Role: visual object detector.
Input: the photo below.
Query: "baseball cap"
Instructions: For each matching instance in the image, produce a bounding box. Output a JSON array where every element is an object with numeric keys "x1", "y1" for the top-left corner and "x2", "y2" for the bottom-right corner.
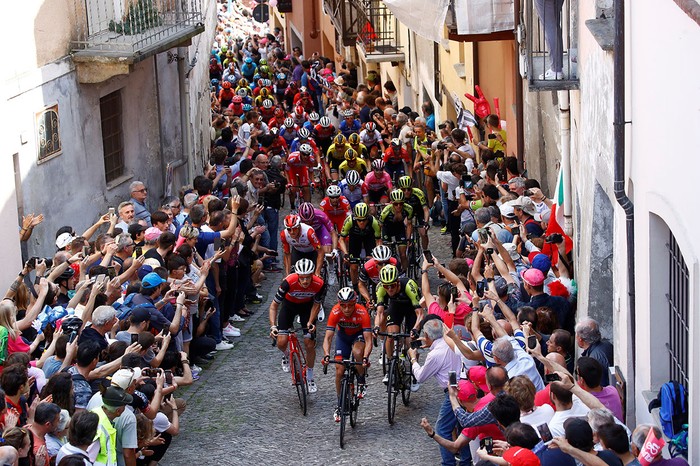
[
  {"x1": 110, "y1": 368, "x2": 142, "y2": 390},
  {"x1": 56, "y1": 232, "x2": 75, "y2": 249},
  {"x1": 521, "y1": 268, "x2": 545, "y2": 287},
  {"x1": 102, "y1": 386, "x2": 133, "y2": 407},
  {"x1": 499, "y1": 203, "x2": 516, "y2": 219},
  {"x1": 130, "y1": 306, "x2": 151, "y2": 324},
  {"x1": 503, "y1": 447, "x2": 540, "y2": 466},
  {"x1": 531, "y1": 254, "x2": 551, "y2": 274},
  {"x1": 493, "y1": 276, "x2": 508, "y2": 296},
  {"x1": 399, "y1": 106, "x2": 412, "y2": 115},
  {"x1": 128, "y1": 224, "x2": 148, "y2": 237},
  {"x1": 511, "y1": 196, "x2": 538, "y2": 218},
  {"x1": 457, "y1": 380, "x2": 478, "y2": 403},
  {"x1": 502, "y1": 243, "x2": 520, "y2": 261},
  {"x1": 144, "y1": 227, "x2": 162, "y2": 242},
  {"x1": 137, "y1": 265, "x2": 153, "y2": 281},
  {"x1": 334, "y1": 76, "x2": 345, "y2": 86},
  {"x1": 468, "y1": 366, "x2": 489, "y2": 393},
  {"x1": 141, "y1": 272, "x2": 166, "y2": 289}
]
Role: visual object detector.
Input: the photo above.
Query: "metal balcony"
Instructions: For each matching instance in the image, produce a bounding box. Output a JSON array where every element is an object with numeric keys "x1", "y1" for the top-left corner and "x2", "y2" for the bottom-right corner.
[
  {"x1": 355, "y1": 0, "x2": 404, "y2": 63},
  {"x1": 71, "y1": 0, "x2": 205, "y2": 62}
]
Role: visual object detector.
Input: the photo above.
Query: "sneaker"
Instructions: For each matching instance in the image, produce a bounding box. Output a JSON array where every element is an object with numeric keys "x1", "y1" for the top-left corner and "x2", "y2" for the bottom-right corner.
[
  {"x1": 281, "y1": 355, "x2": 290, "y2": 373},
  {"x1": 411, "y1": 382, "x2": 421, "y2": 392},
  {"x1": 440, "y1": 225, "x2": 447, "y2": 234},
  {"x1": 229, "y1": 314, "x2": 245, "y2": 322},
  {"x1": 215, "y1": 341, "x2": 234, "y2": 350},
  {"x1": 264, "y1": 265, "x2": 283, "y2": 273},
  {"x1": 247, "y1": 295, "x2": 263, "y2": 304},
  {"x1": 307, "y1": 379, "x2": 318, "y2": 394},
  {"x1": 538, "y1": 68, "x2": 565, "y2": 80},
  {"x1": 192, "y1": 373, "x2": 201, "y2": 381},
  {"x1": 317, "y1": 305, "x2": 325, "y2": 322},
  {"x1": 357, "y1": 384, "x2": 366, "y2": 399},
  {"x1": 382, "y1": 373, "x2": 389, "y2": 385},
  {"x1": 191, "y1": 364, "x2": 203, "y2": 374},
  {"x1": 333, "y1": 407, "x2": 341, "y2": 422},
  {"x1": 223, "y1": 324, "x2": 241, "y2": 338}
]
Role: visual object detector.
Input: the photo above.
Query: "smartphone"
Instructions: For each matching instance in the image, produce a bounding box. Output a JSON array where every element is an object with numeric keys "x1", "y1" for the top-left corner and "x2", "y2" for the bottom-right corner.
[
  {"x1": 485, "y1": 248, "x2": 494, "y2": 255},
  {"x1": 450, "y1": 285, "x2": 459, "y2": 302},
  {"x1": 107, "y1": 266, "x2": 116, "y2": 279},
  {"x1": 423, "y1": 250, "x2": 434, "y2": 264},
  {"x1": 135, "y1": 246, "x2": 143, "y2": 257},
  {"x1": 480, "y1": 436, "x2": 494, "y2": 454},
  {"x1": 537, "y1": 423, "x2": 553, "y2": 443},
  {"x1": 163, "y1": 329, "x2": 171, "y2": 338},
  {"x1": 268, "y1": 251, "x2": 279, "y2": 257},
  {"x1": 476, "y1": 280, "x2": 486, "y2": 298},
  {"x1": 544, "y1": 373, "x2": 561, "y2": 383},
  {"x1": 142, "y1": 368, "x2": 154, "y2": 378},
  {"x1": 83, "y1": 245, "x2": 90, "y2": 256},
  {"x1": 131, "y1": 333, "x2": 139, "y2": 344},
  {"x1": 164, "y1": 370, "x2": 173, "y2": 385},
  {"x1": 410, "y1": 339, "x2": 422, "y2": 350},
  {"x1": 68, "y1": 331, "x2": 78, "y2": 344},
  {"x1": 108, "y1": 207, "x2": 115, "y2": 216},
  {"x1": 96, "y1": 274, "x2": 106, "y2": 284},
  {"x1": 478, "y1": 228, "x2": 489, "y2": 244},
  {"x1": 527, "y1": 335, "x2": 538, "y2": 349},
  {"x1": 478, "y1": 299, "x2": 489, "y2": 311},
  {"x1": 449, "y1": 371, "x2": 458, "y2": 387},
  {"x1": 487, "y1": 134, "x2": 496, "y2": 140}
]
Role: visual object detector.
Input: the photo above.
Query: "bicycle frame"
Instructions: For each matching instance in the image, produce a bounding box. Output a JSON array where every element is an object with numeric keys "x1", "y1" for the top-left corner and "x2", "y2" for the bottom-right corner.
[
  {"x1": 324, "y1": 358, "x2": 364, "y2": 448},
  {"x1": 286, "y1": 328, "x2": 309, "y2": 415}
]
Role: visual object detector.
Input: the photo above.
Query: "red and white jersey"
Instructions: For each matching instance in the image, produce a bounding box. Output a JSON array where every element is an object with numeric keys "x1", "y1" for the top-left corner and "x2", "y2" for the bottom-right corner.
[
  {"x1": 281, "y1": 223, "x2": 321, "y2": 253},
  {"x1": 286, "y1": 151, "x2": 317, "y2": 171},
  {"x1": 319, "y1": 196, "x2": 350, "y2": 230}
]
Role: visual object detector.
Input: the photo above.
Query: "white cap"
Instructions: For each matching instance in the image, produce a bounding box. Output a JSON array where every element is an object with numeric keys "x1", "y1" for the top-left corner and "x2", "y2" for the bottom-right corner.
[{"x1": 56, "y1": 232, "x2": 75, "y2": 249}]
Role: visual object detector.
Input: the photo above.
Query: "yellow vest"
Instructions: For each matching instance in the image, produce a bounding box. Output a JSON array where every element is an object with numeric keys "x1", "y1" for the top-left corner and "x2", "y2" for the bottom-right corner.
[{"x1": 91, "y1": 407, "x2": 117, "y2": 466}]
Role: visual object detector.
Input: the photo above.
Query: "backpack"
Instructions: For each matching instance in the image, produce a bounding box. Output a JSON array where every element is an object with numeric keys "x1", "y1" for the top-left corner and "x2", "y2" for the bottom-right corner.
[
  {"x1": 647, "y1": 380, "x2": 688, "y2": 438},
  {"x1": 113, "y1": 293, "x2": 155, "y2": 321}
]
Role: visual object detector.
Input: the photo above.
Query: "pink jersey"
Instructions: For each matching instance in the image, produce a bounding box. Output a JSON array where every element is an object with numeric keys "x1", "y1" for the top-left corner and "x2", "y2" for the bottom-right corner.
[{"x1": 364, "y1": 171, "x2": 393, "y2": 192}]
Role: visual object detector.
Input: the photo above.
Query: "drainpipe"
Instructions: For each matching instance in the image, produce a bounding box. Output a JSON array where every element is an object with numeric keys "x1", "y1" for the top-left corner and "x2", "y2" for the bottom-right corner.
[
  {"x1": 172, "y1": 46, "x2": 191, "y2": 192},
  {"x1": 557, "y1": 90, "x2": 572, "y2": 235},
  {"x1": 613, "y1": 0, "x2": 636, "y2": 421}
]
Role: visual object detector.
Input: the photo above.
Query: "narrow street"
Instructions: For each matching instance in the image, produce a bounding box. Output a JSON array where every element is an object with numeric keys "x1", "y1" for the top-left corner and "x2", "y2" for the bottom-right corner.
[{"x1": 164, "y1": 219, "x2": 454, "y2": 464}]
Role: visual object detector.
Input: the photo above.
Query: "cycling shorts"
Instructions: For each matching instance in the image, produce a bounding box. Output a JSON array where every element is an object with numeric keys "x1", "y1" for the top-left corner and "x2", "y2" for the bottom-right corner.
[
  {"x1": 348, "y1": 234, "x2": 377, "y2": 258},
  {"x1": 291, "y1": 248, "x2": 318, "y2": 266},
  {"x1": 384, "y1": 300, "x2": 418, "y2": 330},
  {"x1": 288, "y1": 168, "x2": 311, "y2": 187},
  {"x1": 277, "y1": 300, "x2": 316, "y2": 339},
  {"x1": 334, "y1": 332, "x2": 365, "y2": 360},
  {"x1": 382, "y1": 222, "x2": 408, "y2": 245},
  {"x1": 368, "y1": 188, "x2": 388, "y2": 204}
]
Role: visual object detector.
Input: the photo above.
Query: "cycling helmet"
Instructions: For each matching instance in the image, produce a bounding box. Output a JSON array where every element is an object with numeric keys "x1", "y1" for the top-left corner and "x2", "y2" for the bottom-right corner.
[
  {"x1": 298, "y1": 128, "x2": 311, "y2": 139},
  {"x1": 232, "y1": 95, "x2": 243, "y2": 104},
  {"x1": 294, "y1": 106, "x2": 305, "y2": 117},
  {"x1": 337, "y1": 287, "x2": 357, "y2": 303},
  {"x1": 211, "y1": 78, "x2": 219, "y2": 86},
  {"x1": 334, "y1": 134, "x2": 346, "y2": 146},
  {"x1": 274, "y1": 107, "x2": 285, "y2": 118},
  {"x1": 270, "y1": 127, "x2": 280, "y2": 136},
  {"x1": 353, "y1": 202, "x2": 369, "y2": 219},
  {"x1": 379, "y1": 264, "x2": 399, "y2": 284},
  {"x1": 263, "y1": 79, "x2": 272, "y2": 87},
  {"x1": 299, "y1": 143, "x2": 313, "y2": 155},
  {"x1": 326, "y1": 185, "x2": 342, "y2": 198},
  {"x1": 365, "y1": 122, "x2": 376, "y2": 131},
  {"x1": 299, "y1": 86, "x2": 308, "y2": 93},
  {"x1": 283, "y1": 117, "x2": 294, "y2": 128},
  {"x1": 260, "y1": 65, "x2": 270, "y2": 74},
  {"x1": 239, "y1": 78, "x2": 249, "y2": 87},
  {"x1": 389, "y1": 189, "x2": 405, "y2": 203},
  {"x1": 391, "y1": 138, "x2": 401, "y2": 148},
  {"x1": 236, "y1": 88, "x2": 248, "y2": 97},
  {"x1": 397, "y1": 176, "x2": 413, "y2": 189},
  {"x1": 244, "y1": 57, "x2": 253, "y2": 64},
  {"x1": 319, "y1": 116, "x2": 331, "y2": 128},
  {"x1": 259, "y1": 58, "x2": 267, "y2": 66},
  {"x1": 276, "y1": 72, "x2": 286, "y2": 80},
  {"x1": 222, "y1": 81, "x2": 232, "y2": 89},
  {"x1": 308, "y1": 112, "x2": 320, "y2": 122},
  {"x1": 298, "y1": 202, "x2": 315, "y2": 222},
  {"x1": 348, "y1": 133, "x2": 360, "y2": 145},
  {"x1": 257, "y1": 115, "x2": 264, "y2": 122},
  {"x1": 260, "y1": 88, "x2": 270, "y2": 98},
  {"x1": 262, "y1": 99, "x2": 273, "y2": 109},
  {"x1": 242, "y1": 104, "x2": 252, "y2": 112},
  {"x1": 345, "y1": 170, "x2": 361, "y2": 186},
  {"x1": 372, "y1": 159, "x2": 385, "y2": 171},
  {"x1": 257, "y1": 78, "x2": 265, "y2": 88},
  {"x1": 344, "y1": 148, "x2": 357, "y2": 161},
  {"x1": 295, "y1": 258, "x2": 315, "y2": 275},
  {"x1": 371, "y1": 245, "x2": 392, "y2": 262},
  {"x1": 284, "y1": 214, "x2": 301, "y2": 229},
  {"x1": 343, "y1": 110, "x2": 355, "y2": 118}
]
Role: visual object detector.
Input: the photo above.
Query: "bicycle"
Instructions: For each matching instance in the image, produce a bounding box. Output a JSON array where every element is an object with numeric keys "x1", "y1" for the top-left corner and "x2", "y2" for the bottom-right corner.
[
  {"x1": 273, "y1": 327, "x2": 309, "y2": 415},
  {"x1": 323, "y1": 358, "x2": 364, "y2": 448},
  {"x1": 406, "y1": 224, "x2": 422, "y2": 280},
  {"x1": 376, "y1": 331, "x2": 413, "y2": 424}
]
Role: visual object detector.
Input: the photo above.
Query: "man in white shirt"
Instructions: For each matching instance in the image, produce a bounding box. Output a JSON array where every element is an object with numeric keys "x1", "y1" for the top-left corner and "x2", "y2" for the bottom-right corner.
[
  {"x1": 436, "y1": 162, "x2": 468, "y2": 257},
  {"x1": 547, "y1": 382, "x2": 591, "y2": 437}
]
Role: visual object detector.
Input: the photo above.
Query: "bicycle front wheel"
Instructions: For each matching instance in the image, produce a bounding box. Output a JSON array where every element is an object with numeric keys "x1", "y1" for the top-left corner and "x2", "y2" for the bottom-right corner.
[
  {"x1": 292, "y1": 352, "x2": 307, "y2": 416},
  {"x1": 339, "y1": 378, "x2": 349, "y2": 448},
  {"x1": 401, "y1": 357, "x2": 412, "y2": 406},
  {"x1": 387, "y1": 358, "x2": 399, "y2": 425},
  {"x1": 349, "y1": 371, "x2": 359, "y2": 428}
]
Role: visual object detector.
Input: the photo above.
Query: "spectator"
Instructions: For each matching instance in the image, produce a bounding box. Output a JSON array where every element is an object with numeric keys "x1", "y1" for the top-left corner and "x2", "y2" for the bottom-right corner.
[
  {"x1": 505, "y1": 375, "x2": 554, "y2": 433},
  {"x1": 28, "y1": 401, "x2": 62, "y2": 466},
  {"x1": 575, "y1": 318, "x2": 614, "y2": 386},
  {"x1": 598, "y1": 422, "x2": 641, "y2": 466},
  {"x1": 492, "y1": 336, "x2": 544, "y2": 390},
  {"x1": 78, "y1": 305, "x2": 117, "y2": 351},
  {"x1": 1, "y1": 364, "x2": 29, "y2": 426},
  {"x1": 576, "y1": 357, "x2": 624, "y2": 421},
  {"x1": 630, "y1": 424, "x2": 688, "y2": 466},
  {"x1": 129, "y1": 182, "x2": 151, "y2": 227},
  {"x1": 115, "y1": 202, "x2": 135, "y2": 232},
  {"x1": 91, "y1": 386, "x2": 133, "y2": 466},
  {"x1": 563, "y1": 417, "x2": 623, "y2": 466},
  {"x1": 56, "y1": 410, "x2": 99, "y2": 465},
  {"x1": 521, "y1": 269, "x2": 572, "y2": 334}
]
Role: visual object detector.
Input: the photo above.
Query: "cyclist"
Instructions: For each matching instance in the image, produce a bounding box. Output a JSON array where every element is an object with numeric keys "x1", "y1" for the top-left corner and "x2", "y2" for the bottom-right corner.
[
  {"x1": 314, "y1": 115, "x2": 337, "y2": 155},
  {"x1": 268, "y1": 107, "x2": 287, "y2": 129},
  {"x1": 291, "y1": 105, "x2": 307, "y2": 127},
  {"x1": 339, "y1": 202, "x2": 382, "y2": 289},
  {"x1": 285, "y1": 143, "x2": 316, "y2": 204},
  {"x1": 322, "y1": 287, "x2": 373, "y2": 421},
  {"x1": 319, "y1": 185, "x2": 351, "y2": 233},
  {"x1": 269, "y1": 258, "x2": 326, "y2": 394},
  {"x1": 364, "y1": 159, "x2": 393, "y2": 213},
  {"x1": 382, "y1": 138, "x2": 412, "y2": 183},
  {"x1": 357, "y1": 244, "x2": 398, "y2": 306},
  {"x1": 325, "y1": 133, "x2": 350, "y2": 181},
  {"x1": 338, "y1": 170, "x2": 369, "y2": 208},
  {"x1": 298, "y1": 202, "x2": 338, "y2": 255},
  {"x1": 379, "y1": 189, "x2": 414, "y2": 272},
  {"x1": 280, "y1": 214, "x2": 324, "y2": 276},
  {"x1": 280, "y1": 117, "x2": 299, "y2": 146},
  {"x1": 397, "y1": 175, "x2": 430, "y2": 250},
  {"x1": 347, "y1": 132, "x2": 368, "y2": 159},
  {"x1": 338, "y1": 148, "x2": 368, "y2": 179},
  {"x1": 259, "y1": 99, "x2": 276, "y2": 121},
  {"x1": 289, "y1": 127, "x2": 318, "y2": 155},
  {"x1": 360, "y1": 121, "x2": 385, "y2": 160},
  {"x1": 303, "y1": 111, "x2": 320, "y2": 132},
  {"x1": 339, "y1": 109, "x2": 362, "y2": 138},
  {"x1": 373, "y1": 264, "x2": 423, "y2": 383}
]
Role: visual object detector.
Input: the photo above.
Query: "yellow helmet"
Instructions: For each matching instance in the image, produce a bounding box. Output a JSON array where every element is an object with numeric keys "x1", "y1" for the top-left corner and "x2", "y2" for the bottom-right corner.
[
  {"x1": 344, "y1": 148, "x2": 358, "y2": 161},
  {"x1": 348, "y1": 133, "x2": 360, "y2": 145},
  {"x1": 334, "y1": 134, "x2": 347, "y2": 146},
  {"x1": 353, "y1": 202, "x2": 369, "y2": 219},
  {"x1": 379, "y1": 264, "x2": 399, "y2": 284},
  {"x1": 389, "y1": 189, "x2": 405, "y2": 203},
  {"x1": 397, "y1": 176, "x2": 413, "y2": 189}
]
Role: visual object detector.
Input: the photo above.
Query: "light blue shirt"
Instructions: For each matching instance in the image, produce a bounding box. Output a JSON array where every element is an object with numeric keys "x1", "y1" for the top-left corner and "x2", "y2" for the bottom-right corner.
[{"x1": 505, "y1": 341, "x2": 545, "y2": 390}]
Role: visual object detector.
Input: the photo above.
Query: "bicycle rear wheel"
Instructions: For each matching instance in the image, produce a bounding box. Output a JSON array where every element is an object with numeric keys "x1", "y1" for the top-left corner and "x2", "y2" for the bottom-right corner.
[
  {"x1": 401, "y1": 356, "x2": 412, "y2": 406},
  {"x1": 349, "y1": 371, "x2": 359, "y2": 428},
  {"x1": 339, "y1": 378, "x2": 350, "y2": 448},
  {"x1": 387, "y1": 358, "x2": 399, "y2": 425},
  {"x1": 292, "y1": 352, "x2": 307, "y2": 416}
]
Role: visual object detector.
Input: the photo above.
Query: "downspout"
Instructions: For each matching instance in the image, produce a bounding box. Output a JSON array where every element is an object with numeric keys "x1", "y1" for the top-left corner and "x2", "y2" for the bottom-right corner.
[
  {"x1": 613, "y1": 0, "x2": 636, "y2": 419},
  {"x1": 154, "y1": 57, "x2": 167, "y2": 192},
  {"x1": 172, "y1": 46, "x2": 191, "y2": 194},
  {"x1": 514, "y1": 0, "x2": 525, "y2": 170},
  {"x1": 557, "y1": 90, "x2": 572, "y2": 235}
]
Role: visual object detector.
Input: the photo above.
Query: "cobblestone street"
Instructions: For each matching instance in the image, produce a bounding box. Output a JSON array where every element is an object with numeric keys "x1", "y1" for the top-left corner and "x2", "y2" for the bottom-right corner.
[{"x1": 164, "y1": 217, "x2": 455, "y2": 465}]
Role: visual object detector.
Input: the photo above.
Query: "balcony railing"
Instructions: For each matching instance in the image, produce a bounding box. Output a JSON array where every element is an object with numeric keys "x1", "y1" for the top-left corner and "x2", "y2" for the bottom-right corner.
[
  {"x1": 355, "y1": 0, "x2": 403, "y2": 61},
  {"x1": 324, "y1": 0, "x2": 361, "y2": 46},
  {"x1": 71, "y1": 0, "x2": 204, "y2": 60},
  {"x1": 523, "y1": 0, "x2": 578, "y2": 90}
]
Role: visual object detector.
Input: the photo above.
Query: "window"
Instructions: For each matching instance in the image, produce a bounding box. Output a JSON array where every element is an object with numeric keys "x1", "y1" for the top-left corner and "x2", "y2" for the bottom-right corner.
[
  {"x1": 100, "y1": 91, "x2": 125, "y2": 183},
  {"x1": 36, "y1": 104, "x2": 62, "y2": 162},
  {"x1": 666, "y1": 231, "x2": 689, "y2": 387}
]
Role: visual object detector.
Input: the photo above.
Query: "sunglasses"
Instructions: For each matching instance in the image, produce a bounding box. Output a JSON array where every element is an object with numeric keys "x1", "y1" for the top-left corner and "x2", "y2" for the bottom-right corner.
[{"x1": 382, "y1": 282, "x2": 399, "y2": 289}]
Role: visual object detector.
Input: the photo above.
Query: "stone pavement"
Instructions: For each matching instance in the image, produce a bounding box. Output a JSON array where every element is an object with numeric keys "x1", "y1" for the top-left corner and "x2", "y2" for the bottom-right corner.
[{"x1": 163, "y1": 218, "x2": 459, "y2": 465}]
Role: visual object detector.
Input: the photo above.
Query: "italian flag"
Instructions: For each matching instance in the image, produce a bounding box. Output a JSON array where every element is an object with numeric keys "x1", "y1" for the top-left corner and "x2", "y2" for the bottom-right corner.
[{"x1": 543, "y1": 166, "x2": 573, "y2": 264}]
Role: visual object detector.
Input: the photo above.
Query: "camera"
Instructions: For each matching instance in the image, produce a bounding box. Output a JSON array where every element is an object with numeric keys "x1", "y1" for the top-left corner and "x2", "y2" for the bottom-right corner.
[
  {"x1": 545, "y1": 233, "x2": 564, "y2": 244},
  {"x1": 436, "y1": 142, "x2": 448, "y2": 150},
  {"x1": 410, "y1": 339, "x2": 422, "y2": 350},
  {"x1": 27, "y1": 257, "x2": 54, "y2": 269}
]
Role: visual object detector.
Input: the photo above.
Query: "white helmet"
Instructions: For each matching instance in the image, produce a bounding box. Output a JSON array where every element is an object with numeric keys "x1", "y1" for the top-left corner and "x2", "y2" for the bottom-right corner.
[
  {"x1": 294, "y1": 258, "x2": 315, "y2": 275},
  {"x1": 371, "y1": 245, "x2": 392, "y2": 262},
  {"x1": 326, "y1": 185, "x2": 342, "y2": 198},
  {"x1": 299, "y1": 143, "x2": 313, "y2": 155},
  {"x1": 345, "y1": 170, "x2": 361, "y2": 186}
]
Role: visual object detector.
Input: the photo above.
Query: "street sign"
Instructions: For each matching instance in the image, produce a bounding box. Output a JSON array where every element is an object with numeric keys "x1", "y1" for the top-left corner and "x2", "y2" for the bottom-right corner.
[{"x1": 253, "y1": 4, "x2": 269, "y2": 23}]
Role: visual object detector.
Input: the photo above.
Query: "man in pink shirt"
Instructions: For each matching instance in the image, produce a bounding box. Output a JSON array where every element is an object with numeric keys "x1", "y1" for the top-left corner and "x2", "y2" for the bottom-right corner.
[{"x1": 576, "y1": 356, "x2": 624, "y2": 421}]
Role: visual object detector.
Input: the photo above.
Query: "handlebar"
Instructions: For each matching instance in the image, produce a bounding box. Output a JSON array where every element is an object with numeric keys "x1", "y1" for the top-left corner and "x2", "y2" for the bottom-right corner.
[
  {"x1": 323, "y1": 358, "x2": 364, "y2": 374},
  {"x1": 376, "y1": 331, "x2": 412, "y2": 339}
]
